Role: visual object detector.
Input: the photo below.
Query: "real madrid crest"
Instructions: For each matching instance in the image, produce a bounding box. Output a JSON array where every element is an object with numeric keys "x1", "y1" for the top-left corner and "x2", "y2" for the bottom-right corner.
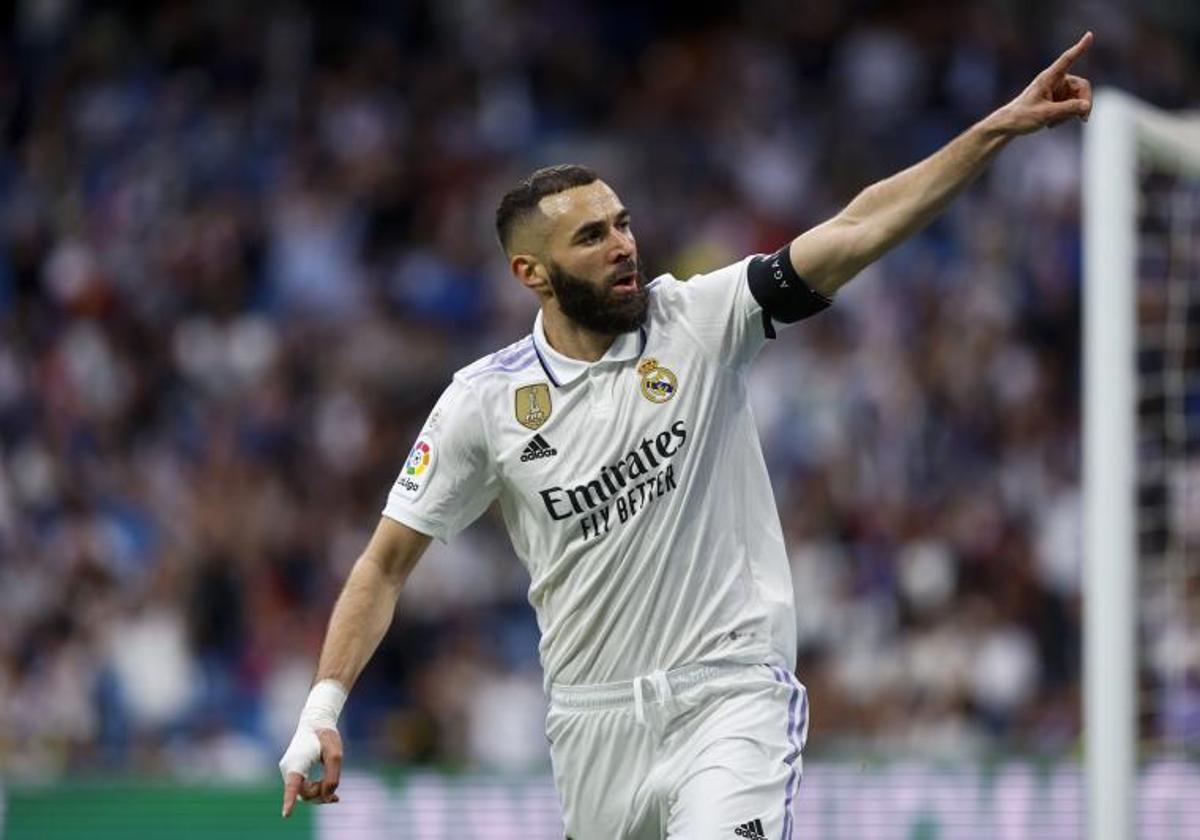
[
  {"x1": 515, "y1": 383, "x2": 552, "y2": 430},
  {"x1": 637, "y1": 357, "x2": 678, "y2": 404}
]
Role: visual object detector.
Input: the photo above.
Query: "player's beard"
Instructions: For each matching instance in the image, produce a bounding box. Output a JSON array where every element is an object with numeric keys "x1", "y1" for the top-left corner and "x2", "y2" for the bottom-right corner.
[{"x1": 547, "y1": 260, "x2": 649, "y2": 335}]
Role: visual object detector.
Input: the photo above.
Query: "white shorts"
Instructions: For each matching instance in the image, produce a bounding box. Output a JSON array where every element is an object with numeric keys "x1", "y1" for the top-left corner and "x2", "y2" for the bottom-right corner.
[{"x1": 546, "y1": 662, "x2": 809, "y2": 840}]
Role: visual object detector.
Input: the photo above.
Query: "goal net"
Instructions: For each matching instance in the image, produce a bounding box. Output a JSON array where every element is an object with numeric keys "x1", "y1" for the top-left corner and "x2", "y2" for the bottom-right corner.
[{"x1": 1085, "y1": 89, "x2": 1200, "y2": 840}]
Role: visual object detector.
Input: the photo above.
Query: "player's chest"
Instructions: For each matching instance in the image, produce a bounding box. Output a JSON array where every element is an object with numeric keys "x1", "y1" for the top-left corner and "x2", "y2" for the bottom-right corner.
[{"x1": 494, "y1": 350, "x2": 714, "y2": 484}]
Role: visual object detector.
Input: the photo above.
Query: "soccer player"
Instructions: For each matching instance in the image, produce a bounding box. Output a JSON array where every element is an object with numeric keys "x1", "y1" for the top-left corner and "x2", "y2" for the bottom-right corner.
[{"x1": 280, "y1": 33, "x2": 1093, "y2": 838}]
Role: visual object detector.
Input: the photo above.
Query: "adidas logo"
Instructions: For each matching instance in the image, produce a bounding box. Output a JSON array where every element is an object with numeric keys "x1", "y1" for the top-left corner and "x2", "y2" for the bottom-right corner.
[
  {"x1": 734, "y1": 818, "x2": 766, "y2": 840},
  {"x1": 520, "y1": 434, "x2": 558, "y2": 462}
]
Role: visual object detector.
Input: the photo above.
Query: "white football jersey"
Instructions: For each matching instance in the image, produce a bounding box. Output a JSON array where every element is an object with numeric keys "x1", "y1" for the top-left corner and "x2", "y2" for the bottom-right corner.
[{"x1": 384, "y1": 257, "x2": 799, "y2": 688}]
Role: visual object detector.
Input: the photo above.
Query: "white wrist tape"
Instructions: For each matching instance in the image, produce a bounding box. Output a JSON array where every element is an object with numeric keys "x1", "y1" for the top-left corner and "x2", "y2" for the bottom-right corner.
[
  {"x1": 299, "y1": 679, "x2": 348, "y2": 730},
  {"x1": 279, "y1": 680, "x2": 348, "y2": 781}
]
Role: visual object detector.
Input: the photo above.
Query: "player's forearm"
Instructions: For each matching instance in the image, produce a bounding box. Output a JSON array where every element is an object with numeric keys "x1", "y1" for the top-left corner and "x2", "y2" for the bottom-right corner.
[
  {"x1": 796, "y1": 116, "x2": 1012, "y2": 295},
  {"x1": 312, "y1": 552, "x2": 405, "y2": 690},
  {"x1": 280, "y1": 517, "x2": 431, "y2": 813},
  {"x1": 842, "y1": 117, "x2": 1010, "y2": 262}
]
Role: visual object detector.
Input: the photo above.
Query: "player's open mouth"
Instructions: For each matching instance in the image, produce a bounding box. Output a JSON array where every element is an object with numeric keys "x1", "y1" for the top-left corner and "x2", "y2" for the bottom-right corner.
[{"x1": 611, "y1": 271, "x2": 638, "y2": 293}]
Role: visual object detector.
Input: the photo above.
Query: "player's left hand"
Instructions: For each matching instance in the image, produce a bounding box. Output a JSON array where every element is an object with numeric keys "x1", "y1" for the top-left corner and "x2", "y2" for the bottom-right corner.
[{"x1": 992, "y1": 31, "x2": 1094, "y2": 135}]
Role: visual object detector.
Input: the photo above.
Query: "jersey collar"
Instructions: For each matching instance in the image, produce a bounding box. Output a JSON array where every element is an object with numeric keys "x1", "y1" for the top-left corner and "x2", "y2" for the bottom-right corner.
[{"x1": 532, "y1": 309, "x2": 647, "y2": 387}]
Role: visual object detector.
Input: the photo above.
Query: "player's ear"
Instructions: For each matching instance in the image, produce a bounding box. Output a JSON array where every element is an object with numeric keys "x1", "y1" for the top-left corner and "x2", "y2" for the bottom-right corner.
[{"x1": 511, "y1": 254, "x2": 551, "y2": 296}]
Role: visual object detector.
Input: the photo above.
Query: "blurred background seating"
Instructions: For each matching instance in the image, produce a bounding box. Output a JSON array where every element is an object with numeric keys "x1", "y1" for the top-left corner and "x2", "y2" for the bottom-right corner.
[{"x1": 0, "y1": 0, "x2": 1197, "y2": 783}]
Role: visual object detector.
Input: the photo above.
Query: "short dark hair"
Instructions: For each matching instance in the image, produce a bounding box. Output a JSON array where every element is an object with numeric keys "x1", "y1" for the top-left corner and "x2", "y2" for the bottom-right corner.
[{"x1": 494, "y1": 164, "x2": 599, "y2": 254}]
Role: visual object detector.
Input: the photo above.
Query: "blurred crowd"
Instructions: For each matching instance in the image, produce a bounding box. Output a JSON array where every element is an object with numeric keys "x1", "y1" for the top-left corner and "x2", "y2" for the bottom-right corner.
[{"x1": 1, "y1": 0, "x2": 1198, "y2": 781}]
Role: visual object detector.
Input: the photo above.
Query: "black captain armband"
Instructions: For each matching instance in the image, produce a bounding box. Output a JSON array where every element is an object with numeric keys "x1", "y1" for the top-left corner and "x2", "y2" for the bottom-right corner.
[{"x1": 747, "y1": 245, "x2": 832, "y2": 339}]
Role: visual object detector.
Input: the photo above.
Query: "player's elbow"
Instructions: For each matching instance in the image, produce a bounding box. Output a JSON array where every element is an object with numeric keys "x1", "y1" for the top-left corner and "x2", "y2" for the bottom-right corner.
[
  {"x1": 360, "y1": 517, "x2": 432, "y2": 593},
  {"x1": 795, "y1": 215, "x2": 870, "y2": 296}
]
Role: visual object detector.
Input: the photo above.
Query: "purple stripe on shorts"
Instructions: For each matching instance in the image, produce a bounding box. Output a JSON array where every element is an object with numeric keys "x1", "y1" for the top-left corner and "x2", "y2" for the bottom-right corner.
[{"x1": 772, "y1": 666, "x2": 803, "y2": 840}]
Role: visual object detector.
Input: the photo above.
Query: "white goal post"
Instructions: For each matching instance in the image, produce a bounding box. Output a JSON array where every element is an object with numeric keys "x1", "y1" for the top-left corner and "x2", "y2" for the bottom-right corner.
[{"x1": 1084, "y1": 88, "x2": 1200, "y2": 840}]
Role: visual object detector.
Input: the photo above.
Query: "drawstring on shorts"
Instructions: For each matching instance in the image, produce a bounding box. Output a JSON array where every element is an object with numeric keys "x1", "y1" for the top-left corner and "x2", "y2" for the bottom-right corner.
[
  {"x1": 549, "y1": 662, "x2": 749, "y2": 729},
  {"x1": 632, "y1": 668, "x2": 675, "y2": 729}
]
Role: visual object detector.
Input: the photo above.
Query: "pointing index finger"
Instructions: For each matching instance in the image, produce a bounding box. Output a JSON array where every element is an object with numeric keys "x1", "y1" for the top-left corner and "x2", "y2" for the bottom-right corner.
[
  {"x1": 1045, "y1": 31, "x2": 1093, "y2": 79},
  {"x1": 282, "y1": 772, "x2": 304, "y2": 818}
]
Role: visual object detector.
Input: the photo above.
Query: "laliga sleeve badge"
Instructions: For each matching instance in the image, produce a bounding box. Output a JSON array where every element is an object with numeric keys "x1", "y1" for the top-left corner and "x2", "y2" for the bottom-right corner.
[
  {"x1": 515, "y1": 383, "x2": 552, "y2": 430},
  {"x1": 394, "y1": 437, "x2": 434, "y2": 500},
  {"x1": 637, "y1": 357, "x2": 678, "y2": 404}
]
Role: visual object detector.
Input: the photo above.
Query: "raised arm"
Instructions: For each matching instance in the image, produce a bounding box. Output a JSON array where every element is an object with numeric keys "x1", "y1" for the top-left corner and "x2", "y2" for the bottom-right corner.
[
  {"x1": 792, "y1": 32, "x2": 1093, "y2": 297},
  {"x1": 279, "y1": 516, "x2": 431, "y2": 817}
]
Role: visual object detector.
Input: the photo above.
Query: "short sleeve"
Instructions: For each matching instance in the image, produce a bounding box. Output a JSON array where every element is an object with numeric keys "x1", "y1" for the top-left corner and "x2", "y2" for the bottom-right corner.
[
  {"x1": 670, "y1": 256, "x2": 766, "y2": 369},
  {"x1": 383, "y1": 379, "x2": 500, "y2": 542},
  {"x1": 670, "y1": 249, "x2": 832, "y2": 368}
]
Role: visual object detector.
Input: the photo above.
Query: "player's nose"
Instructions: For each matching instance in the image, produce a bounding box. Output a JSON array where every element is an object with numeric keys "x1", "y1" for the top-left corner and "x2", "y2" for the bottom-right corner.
[{"x1": 609, "y1": 230, "x2": 634, "y2": 262}]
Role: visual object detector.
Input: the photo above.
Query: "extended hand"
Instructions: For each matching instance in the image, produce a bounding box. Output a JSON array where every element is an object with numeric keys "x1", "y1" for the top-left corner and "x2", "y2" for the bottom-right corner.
[
  {"x1": 280, "y1": 726, "x2": 344, "y2": 817},
  {"x1": 993, "y1": 32, "x2": 1094, "y2": 135}
]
